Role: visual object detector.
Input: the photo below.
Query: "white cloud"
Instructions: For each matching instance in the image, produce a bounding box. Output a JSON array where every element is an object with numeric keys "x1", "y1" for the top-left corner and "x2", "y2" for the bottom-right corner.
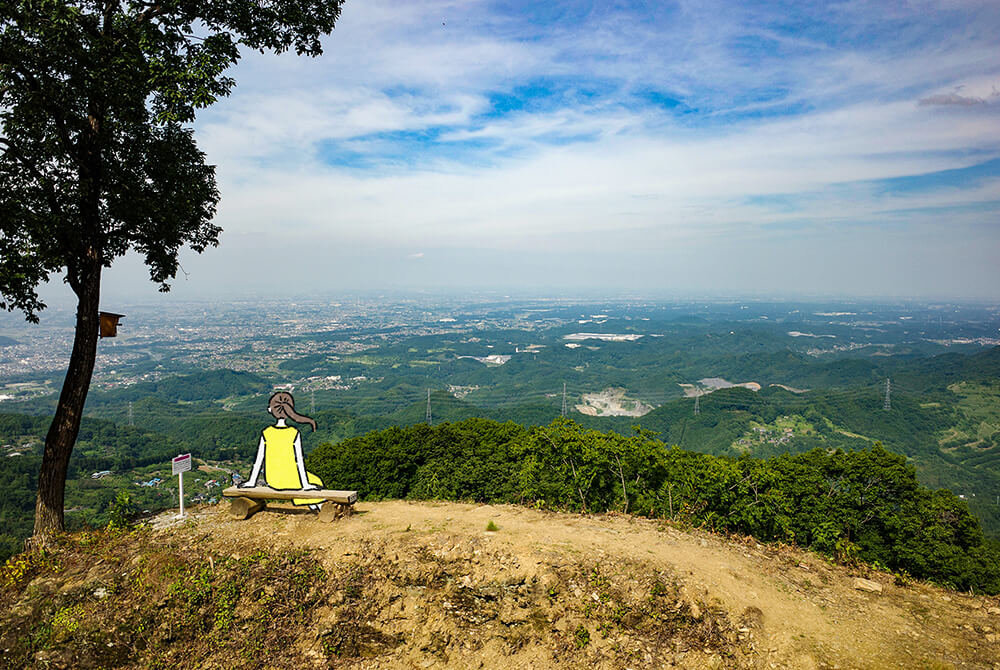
[
  {"x1": 180, "y1": 0, "x2": 1000, "y2": 297},
  {"x1": 207, "y1": 94, "x2": 999, "y2": 247}
]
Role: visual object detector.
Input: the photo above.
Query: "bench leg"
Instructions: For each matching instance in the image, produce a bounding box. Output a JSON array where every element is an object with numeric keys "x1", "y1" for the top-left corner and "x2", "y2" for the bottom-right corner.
[
  {"x1": 318, "y1": 502, "x2": 353, "y2": 522},
  {"x1": 229, "y1": 496, "x2": 265, "y2": 520}
]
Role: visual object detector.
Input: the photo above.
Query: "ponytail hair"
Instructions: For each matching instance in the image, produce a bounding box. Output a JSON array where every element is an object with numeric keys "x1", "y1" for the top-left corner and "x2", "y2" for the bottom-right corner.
[{"x1": 268, "y1": 391, "x2": 317, "y2": 431}]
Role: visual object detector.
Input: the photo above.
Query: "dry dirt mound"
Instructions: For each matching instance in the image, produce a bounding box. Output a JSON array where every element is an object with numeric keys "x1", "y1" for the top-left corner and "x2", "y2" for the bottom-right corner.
[{"x1": 3, "y1": 500, "x2": 1000, "y2": 669}]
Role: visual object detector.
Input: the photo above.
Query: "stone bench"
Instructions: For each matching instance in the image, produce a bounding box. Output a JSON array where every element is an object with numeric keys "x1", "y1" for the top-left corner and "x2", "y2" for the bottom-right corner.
[{"x1": 222, "y1": 485, "x2": 358, "y2": 522}]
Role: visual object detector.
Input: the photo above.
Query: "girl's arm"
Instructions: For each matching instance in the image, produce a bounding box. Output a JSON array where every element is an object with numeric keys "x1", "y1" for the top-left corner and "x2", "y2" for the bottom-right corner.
[
  {"x1": 294, "y1": 432, "x2": 318, "y2": 490},
  {"x1": 242, "y1": 434, "x2": 266, "y2": 487}
]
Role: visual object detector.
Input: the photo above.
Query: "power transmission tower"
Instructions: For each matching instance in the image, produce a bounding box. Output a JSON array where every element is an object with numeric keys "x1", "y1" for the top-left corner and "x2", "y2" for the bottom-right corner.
[
  {"x1": 561, "y1": 382, "x2": 567, "y2": 417},
  {"x1": 426, "y1": 388, "x2": 432, "y2": 425},
  {"x1": 694, "y1": 394, "x2": 700, "y2": 416},
  {"x1": 128, "y1": 401, "x2": 133, "y2": 427},
  {"x1": 883, "y1": 378, "x2": 891, "y2": 411}
]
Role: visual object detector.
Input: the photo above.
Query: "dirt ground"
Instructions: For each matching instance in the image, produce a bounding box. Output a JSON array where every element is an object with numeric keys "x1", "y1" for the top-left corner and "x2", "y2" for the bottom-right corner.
[
  {"x1": 167, "y1": 499, "x2": 1000, "y2": 669},
  {"x1": 6, "y1": 500, "x2": 1000, "y2": 669}
]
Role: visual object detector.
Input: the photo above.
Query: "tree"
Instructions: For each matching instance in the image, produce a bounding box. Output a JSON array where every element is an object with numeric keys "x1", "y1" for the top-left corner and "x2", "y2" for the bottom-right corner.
[{"x1": 0, "y1": 0, "x2": 345, "y2": 539}]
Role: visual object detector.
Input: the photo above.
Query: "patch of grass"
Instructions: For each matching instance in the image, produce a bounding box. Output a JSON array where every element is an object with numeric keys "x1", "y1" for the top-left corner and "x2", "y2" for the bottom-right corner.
[
  {"x1": 574, "y1": 624, "x2": 590, "y2": 648},
  {"x1": 50, "y1": 603, "x2": 84, "y2": 636},
  {"x1": 2, "y1": 546, "x2": 57, "y2": 590},
  {"x1": 486, "y1": 520, "x2": 499, "y2": 532},
  {"x1": 893, "y1": 569, "x2": 913, "y2": 587}
]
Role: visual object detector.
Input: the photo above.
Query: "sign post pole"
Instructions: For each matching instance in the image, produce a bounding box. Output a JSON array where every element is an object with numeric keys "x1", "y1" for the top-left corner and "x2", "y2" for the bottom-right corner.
[{"x1": 172, "y1": 453, "x2": 192, "y2": 517}]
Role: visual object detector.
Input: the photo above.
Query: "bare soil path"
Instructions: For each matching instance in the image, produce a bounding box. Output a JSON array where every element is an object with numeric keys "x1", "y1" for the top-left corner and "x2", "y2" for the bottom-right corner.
[{"x1": 196, "y1": 500, "x2": 1000, "y2": 669}]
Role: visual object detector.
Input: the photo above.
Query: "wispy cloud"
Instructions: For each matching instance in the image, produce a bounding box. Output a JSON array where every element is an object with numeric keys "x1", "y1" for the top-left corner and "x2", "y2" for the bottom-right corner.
[
  {"x1": 919, "y1": 88, "x2": 992, "y2": 106},
  {"x1": 166, "y1": 0, "x2": 1000, "y2": 298}
]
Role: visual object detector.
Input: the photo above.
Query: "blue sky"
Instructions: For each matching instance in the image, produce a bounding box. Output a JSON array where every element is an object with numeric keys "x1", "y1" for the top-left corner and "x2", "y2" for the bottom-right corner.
[{"x1": 97, "y1": 0, "x2": 1000, "y2": 300}]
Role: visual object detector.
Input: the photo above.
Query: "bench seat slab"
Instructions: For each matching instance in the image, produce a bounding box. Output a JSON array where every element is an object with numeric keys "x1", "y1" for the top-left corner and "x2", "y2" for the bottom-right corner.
[{"x1": 222, "y1": 485, "x2": 358, "y2": 505}]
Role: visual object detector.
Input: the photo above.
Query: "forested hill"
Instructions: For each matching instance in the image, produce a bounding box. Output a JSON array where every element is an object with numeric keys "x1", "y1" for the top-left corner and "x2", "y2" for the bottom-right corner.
[{"x1": 83, "y1": 369, "x2": 270, "y2": 406}]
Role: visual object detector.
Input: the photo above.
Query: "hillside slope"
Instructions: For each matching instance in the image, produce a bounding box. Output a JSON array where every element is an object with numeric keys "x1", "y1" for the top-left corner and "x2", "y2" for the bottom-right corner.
[{"x1": 4, "y1": 501, "x2": 1000, "y2": 669}]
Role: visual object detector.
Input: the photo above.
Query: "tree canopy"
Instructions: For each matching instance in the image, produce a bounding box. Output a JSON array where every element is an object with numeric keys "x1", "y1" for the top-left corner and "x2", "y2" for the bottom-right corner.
[
  {"x1": 0, "y1": 0, "x2": 345, "y2": 536},
  {"x1": 0, "y1": 0, "x2": 343, "y2": 318}
]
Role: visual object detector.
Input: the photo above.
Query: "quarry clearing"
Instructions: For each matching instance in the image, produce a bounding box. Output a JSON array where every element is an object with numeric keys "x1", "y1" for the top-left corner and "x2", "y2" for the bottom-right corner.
[
  {"x1": 575, "y1": 387, "x2": 653, "y2": 417},
  {"x1": 679, "y1": 378, "x2": 762, "y2": 397},
  {"x1": 6, "y1": 501, "x2": 1000, "y2": 669}
]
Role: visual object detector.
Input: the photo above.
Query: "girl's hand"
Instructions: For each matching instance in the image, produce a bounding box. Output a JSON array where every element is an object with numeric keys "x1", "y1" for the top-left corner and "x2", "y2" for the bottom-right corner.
[{"x1": 302, "y1": 483, "x2": 320, "y2": 491}]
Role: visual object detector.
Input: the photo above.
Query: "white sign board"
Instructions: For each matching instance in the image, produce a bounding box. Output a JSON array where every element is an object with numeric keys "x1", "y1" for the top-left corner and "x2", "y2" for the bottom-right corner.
[
  {"x1": 172, "y1": 453, "x2": 192, "y2": 517},
  {"x1": 172, "y1": 453, "x2": 192, "y2": 475}
]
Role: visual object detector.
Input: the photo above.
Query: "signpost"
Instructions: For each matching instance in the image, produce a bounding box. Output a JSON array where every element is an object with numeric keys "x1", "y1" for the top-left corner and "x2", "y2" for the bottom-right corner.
[{"x1": 172, "y1": 453, "x2": 192, "y2": 517}]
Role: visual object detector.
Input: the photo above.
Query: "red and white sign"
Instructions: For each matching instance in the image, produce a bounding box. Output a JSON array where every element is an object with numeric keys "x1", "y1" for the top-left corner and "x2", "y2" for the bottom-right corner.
[{"x1": 171, "y1": 453, "x2": 192, "y2": 475}]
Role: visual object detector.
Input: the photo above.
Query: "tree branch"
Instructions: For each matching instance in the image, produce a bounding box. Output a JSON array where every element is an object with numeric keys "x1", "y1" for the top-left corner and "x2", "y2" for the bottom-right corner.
[
  {"x1": 613, "y1": 452, "x2": 628, "y2": 514},
  {"x1": 103, "y1": 0, "x2": 116, "y2": 33},
  {"x1": 0, "y1": 137, "x2": 66, "y2": 219},
  {"x1": 5, "y1": 65, "x2": 80, "y2": 162},
  {"x1": 136, "y1": 3, "x2": 167, "y2": 25},
  {"x1": 545, "y1": 432, "x2": 588, "y2": 513}
]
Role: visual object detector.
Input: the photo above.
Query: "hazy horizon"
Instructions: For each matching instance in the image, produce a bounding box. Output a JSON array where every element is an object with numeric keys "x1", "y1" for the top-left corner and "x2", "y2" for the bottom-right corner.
[{"x1": 14, "y1": 278, "x2": 1000, "y2": 321}]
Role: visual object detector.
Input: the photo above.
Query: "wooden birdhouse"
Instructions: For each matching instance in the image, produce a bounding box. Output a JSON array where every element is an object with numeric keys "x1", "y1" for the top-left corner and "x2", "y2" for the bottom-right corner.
[{"x1": 98, "y1": 312, "x2": 124, "y2": 338}]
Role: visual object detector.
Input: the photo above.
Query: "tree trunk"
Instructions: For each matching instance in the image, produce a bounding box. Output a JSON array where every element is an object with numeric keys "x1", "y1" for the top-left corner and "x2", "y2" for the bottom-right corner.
[{"x1": 32, "y1": 262, "x2": 101, "y2": 539}]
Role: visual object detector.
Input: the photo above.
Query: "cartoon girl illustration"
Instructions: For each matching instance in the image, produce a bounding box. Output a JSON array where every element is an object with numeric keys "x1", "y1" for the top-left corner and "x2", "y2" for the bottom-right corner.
[{"x1": 242, "y1": 391, "x2": 324, "y2": 508}]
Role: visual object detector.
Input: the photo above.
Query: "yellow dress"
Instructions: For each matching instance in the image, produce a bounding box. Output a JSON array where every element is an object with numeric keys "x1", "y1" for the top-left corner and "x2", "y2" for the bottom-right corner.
[{"x1": 262, "y1": 425, "x2": 323, "y2": 506}]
